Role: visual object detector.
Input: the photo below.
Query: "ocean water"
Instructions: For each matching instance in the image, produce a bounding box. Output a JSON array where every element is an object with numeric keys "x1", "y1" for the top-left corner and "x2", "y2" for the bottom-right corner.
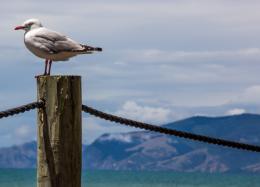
[{"x1": 0, "y1": 169, "x2": 259, "y2": 187}]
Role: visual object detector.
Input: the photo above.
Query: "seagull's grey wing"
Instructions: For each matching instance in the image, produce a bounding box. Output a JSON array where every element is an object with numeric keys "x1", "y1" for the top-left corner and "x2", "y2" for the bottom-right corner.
[
  {"x1": 34, "y1": 28, "x2": 84, "y2": 53},
  {"x1": 26, "y1": 35, "x2": 57, "y2": 54}
]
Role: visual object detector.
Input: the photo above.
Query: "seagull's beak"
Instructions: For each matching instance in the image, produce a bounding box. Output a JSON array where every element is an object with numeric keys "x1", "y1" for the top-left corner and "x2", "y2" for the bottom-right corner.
[{"x1": 14, "y1": 25, "x2": 25, "y2": 30}]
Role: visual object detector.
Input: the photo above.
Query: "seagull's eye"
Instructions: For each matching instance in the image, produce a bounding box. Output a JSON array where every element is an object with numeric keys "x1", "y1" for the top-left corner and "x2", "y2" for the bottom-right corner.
[{"x1": 25, "y1": 23, "x2": 33, "y2": 28}]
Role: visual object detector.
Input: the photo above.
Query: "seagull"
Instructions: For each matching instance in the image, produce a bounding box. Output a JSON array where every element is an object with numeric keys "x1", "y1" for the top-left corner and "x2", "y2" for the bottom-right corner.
[{"x1": 14, "y1": 18, "x2": 102, "y2": 75}]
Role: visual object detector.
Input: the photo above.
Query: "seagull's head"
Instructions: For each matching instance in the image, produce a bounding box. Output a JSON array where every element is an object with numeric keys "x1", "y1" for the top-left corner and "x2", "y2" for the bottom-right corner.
[{"x1": 14, "y1": 18, "x2": 43, "y2": 32}]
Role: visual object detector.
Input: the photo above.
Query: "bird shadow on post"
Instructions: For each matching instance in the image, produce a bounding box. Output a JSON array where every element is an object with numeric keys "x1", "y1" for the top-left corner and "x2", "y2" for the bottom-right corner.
[{"x1": 37, "y1": 76, "x2": 82, "y2": 187}]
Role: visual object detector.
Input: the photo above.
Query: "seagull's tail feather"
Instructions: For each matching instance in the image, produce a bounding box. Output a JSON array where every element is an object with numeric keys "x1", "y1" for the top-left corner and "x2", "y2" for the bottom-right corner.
[{"x1": 81, "y1": 44, "x2": 102, "y2": 52}]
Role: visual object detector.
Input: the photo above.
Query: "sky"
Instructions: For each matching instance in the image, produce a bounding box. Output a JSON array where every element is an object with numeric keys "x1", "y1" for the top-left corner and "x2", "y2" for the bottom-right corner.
[{"x1": 1, "y1": 0, "x2": 260, "y2": 147}]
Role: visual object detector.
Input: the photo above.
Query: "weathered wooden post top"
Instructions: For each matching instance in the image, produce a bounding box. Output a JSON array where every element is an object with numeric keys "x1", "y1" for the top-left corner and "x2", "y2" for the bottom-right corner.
[{"x1": 37, "y1": 75, "x2": 82, "y2": 187}]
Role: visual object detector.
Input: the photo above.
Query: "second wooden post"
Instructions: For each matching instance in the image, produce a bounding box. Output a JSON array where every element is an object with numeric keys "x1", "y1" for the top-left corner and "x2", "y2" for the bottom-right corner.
[{"x1": 37, "y1": 76, "x2": 82, "y2": 187}]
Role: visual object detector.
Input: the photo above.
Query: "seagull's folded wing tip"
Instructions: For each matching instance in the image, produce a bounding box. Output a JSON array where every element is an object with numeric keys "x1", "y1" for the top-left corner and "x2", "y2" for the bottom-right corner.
[{"x1": 96, "y1": 47, "x2": 102, "y2": 52}]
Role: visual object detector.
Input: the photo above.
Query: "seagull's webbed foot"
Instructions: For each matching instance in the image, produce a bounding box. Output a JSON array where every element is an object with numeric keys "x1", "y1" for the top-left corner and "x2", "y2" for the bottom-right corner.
[{"x1": 34, "y1": 73, "x2": 47, "y2": 78}]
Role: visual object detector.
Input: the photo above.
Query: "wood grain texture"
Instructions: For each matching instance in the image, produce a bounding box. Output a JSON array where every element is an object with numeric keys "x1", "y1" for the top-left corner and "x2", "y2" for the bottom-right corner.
[{"x1": 37, "y1": 76, "x2": 82, "y2": 187}]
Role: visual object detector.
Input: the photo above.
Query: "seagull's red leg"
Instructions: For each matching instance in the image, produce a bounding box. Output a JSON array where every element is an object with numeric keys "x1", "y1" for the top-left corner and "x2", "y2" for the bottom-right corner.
[
  {"x1": 44, "y1": 59, "x2": 48, "y2": 75},
  {"x1": 47, "y1": 60, "x2": 52, "y2": 75},
  {"x1": 35, "y1": 59, "x2": 49, "y2": 78}
]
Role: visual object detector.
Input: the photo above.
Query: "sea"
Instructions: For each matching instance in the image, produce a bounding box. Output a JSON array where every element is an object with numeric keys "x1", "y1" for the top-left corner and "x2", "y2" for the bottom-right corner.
[{"x1": 0, "y1": 169, "x2": 259, "y2": 187}]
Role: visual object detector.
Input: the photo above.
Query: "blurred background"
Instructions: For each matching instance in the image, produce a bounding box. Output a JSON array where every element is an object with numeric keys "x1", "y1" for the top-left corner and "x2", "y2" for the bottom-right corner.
[{"x1": 1, "y1": 0, "x2": 260, "y2": 146}]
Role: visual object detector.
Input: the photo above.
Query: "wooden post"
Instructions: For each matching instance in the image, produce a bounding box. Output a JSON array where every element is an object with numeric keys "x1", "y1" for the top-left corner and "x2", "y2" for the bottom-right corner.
[{"x1": 37, "y1": 76, "x2": 82, "y2": 187}]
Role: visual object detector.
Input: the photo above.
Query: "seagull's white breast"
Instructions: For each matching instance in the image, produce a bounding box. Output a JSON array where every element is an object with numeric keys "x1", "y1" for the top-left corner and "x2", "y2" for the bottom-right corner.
[{"x1": 24, "y1": 28, "x2": 49, "y2": 60}]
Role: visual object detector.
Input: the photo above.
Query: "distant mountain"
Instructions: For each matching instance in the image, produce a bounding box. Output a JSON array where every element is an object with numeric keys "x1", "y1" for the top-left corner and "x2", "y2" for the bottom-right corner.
[
  {"x1": 0, "y1": 114, "x2": 260, "y2": 172},
  {"x1": 85, "y1": 114, "x2": 260, "y2": 172},
  {"x1": 0, "y1": 142, "x2": 36, "y2": 168}
]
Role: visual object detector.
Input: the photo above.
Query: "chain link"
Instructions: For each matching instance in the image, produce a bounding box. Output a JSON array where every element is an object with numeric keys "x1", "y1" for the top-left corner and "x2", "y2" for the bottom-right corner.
[
  {"x1": 82, "y1": 105, "x2": 260, "y2": 153},
  {"x1": 0, "y1": 101, "x2": 44, "y2": 119}
]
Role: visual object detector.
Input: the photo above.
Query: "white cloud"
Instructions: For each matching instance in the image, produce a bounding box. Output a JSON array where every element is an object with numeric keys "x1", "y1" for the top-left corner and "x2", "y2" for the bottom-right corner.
[
  {"x1": 243, "y1": 85, "x2": 260, "y2": 102},
  {"x1": 99, "y1": 133, "x2": 132, "y2": 143},
  {"x1": 122, "y1": 48, "x2": 260, "y2": 64},
  {"x1": 82, "y1": 117, "x2": 135, "y2": 144},
  {"x1": 226, "y1": 108, "x2": 246, "y2": 115},
  {"x1": 12, "y1": 124, "x2": 36, "y2": 144},
  {"x1": 115, "y1": 101, "x2": 171, "y2": 124},
  {"x1": 15, "y1": 125, "x2": 31, "y2": 138},
  {"x1": 233, "y1": 85, "x2": 260, "y2": 104}
]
